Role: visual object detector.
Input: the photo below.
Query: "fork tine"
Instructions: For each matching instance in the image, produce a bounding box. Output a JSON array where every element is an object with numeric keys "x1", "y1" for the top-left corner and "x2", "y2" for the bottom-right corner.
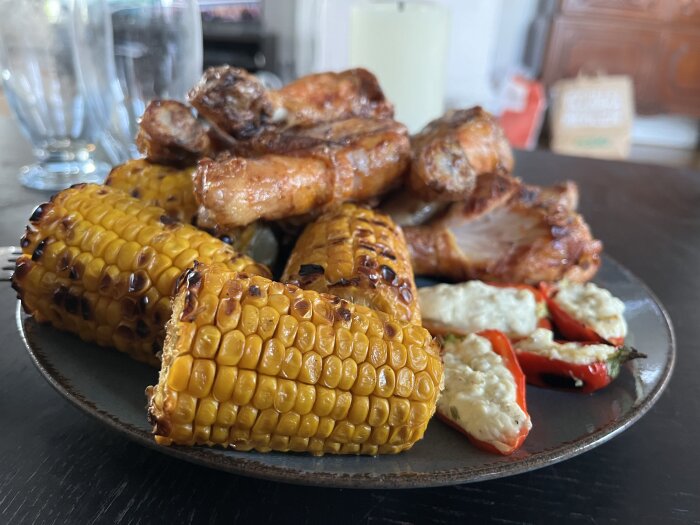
[{"x1": 0, "y1": 247, "x2": 20, "y2": 282}]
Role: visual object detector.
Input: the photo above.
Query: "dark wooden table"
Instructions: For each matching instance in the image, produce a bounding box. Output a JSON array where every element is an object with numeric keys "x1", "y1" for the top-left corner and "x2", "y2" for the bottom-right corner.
[{"x1": 0, "y1": 117, "x2": 698, "y2": 524}]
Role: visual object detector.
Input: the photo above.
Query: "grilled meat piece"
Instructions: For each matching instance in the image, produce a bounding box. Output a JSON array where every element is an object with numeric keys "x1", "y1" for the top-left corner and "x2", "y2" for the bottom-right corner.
[
  {"x1": 404, "y1": 181, "x2": 601, "y2": 284},
  {"x1": 135, "y1": 100, "x2": 213, "y2": 165},
  {"x1": 282, "y1": 204, "x2": 421, "y2": 324},
  {"x1": 187, "y1": 66, "x2": 281, "y2": 139},
  {"x1": 187, "y1": 66, "x2": 393, "y2": 141},
  {"x1": 381, "y1": 172, "x2": 518, "y2": 227},
  {"x1": 276, "y1": 68, "x2": 394, "y2": 127},
  {"x1": 517, "y1": 181, "x2": 579, "y2": 212},
  {"x1": 409, "y1": 107, "x2": 514, "y2": 202},
  {"x1": 193, "y1": 118, "x2": 410, "y2": 228}
]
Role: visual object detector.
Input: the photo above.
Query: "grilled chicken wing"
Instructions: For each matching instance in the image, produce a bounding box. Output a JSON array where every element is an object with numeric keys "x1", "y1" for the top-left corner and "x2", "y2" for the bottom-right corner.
[
  {"x1": 194, "y1": 118, "x2": 410, "y2": 228},
  {"x1": 187, "y1": 66, "x2": 392, "y2": 138},
  {"x1": 404, "y1": 182, "x2": 601, "y2": 284},
  {"x1": 187, "y1": 66, "x2": 280, "y2": 139},
  {"x1": 136, "y1": 100, "x2": 214, "y2": 165},
  {"x1": 276, "y1": 68, "x2": 394, "y2": 126},
  {"x1": 409, "y1": 107, "x2": 514, "y2": 202}
]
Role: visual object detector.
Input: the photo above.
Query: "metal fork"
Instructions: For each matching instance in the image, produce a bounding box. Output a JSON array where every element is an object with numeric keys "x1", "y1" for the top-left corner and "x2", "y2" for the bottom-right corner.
[{"x1": 0, "y1": 246, "x2": 20, "y2": 282}]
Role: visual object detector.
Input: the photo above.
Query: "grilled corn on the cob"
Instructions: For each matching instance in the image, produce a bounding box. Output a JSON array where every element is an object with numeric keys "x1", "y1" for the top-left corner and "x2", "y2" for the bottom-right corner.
[
  {"x1": 106, "y1": 159, "x2": 198, "y2": 223},
  {"x1": 13, "y1": 184, "x2": 270, "y2": 366},
  {"x1": 282, "y1": 204, "x2": 421, "y2": 325},
  {"x1": 106, "y1": 159, "x2": 280, "y2": 268},
  {"x1": 147, "y1": 262, "x2": 442, "y2": 455}
]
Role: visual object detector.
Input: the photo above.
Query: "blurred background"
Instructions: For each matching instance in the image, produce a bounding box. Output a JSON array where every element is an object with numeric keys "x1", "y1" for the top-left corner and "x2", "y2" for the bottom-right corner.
[{"x1": 1, "y1": 0, "x2": 698, "y2": 168}]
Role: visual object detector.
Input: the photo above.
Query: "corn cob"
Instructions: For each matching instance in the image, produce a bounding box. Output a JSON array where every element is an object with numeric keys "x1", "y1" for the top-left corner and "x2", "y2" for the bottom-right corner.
[
  {"x1": 282, "y1": 204, "x2": 421, "y2": 325},
  {"x1": 105, "y1": 159, "x2": 198, "y2": 223},
  {"x1": 12, "y1": 184, "x2": 271, "y2": 366},
  {"x1": 105, "y1": 159, "x2": 279, "y2": 267},
  {"x1": 147, "y1": 262, "x2": 442, "y2": 455}
]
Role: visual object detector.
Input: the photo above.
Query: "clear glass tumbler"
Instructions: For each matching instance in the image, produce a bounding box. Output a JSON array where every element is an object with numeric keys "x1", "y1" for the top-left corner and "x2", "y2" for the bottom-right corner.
[
  {"x1": 108, "y1": 0, "x2": 203, "y2": 158},
  {"x1": 0, "y1": 0, "x2": 116, "y2": 190}
]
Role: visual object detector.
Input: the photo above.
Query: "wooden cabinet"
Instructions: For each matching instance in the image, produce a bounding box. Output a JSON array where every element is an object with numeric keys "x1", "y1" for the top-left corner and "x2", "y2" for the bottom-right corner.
[
  {"x1": 543, "y1": 0, "x2": 700, "y2": 116},
  {"x1": 660, "y1": 30, "x2": 700, "y2": 114}
]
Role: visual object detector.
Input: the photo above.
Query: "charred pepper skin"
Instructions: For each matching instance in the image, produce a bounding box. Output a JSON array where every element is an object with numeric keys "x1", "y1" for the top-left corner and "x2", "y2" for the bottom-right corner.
[
  {"x1": 437, "y1": 330, "x2": 531, "y2": 456},
  {"x1": 515, "y1": 344, "x2": 645, "y2": 394},
  {"x1": 539, "y1": 282, "x2": 624, "y2": 346}
]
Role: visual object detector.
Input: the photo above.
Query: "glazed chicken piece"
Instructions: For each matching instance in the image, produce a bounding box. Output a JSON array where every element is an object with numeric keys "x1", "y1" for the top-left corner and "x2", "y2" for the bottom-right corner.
[
  {"x1": 187, "y1": 66, "x2": 280, "y2": 139},
  {"x1": 404, "y1": 182, "x2": 602, "y2": 284},
  {"x1": 409, "y1": 107, "x2": 515, "y2": 202},
  {"x1": 187, "y1": 66, "x2": 393, "y2": 138},
  {"x1": 194, "y1": 118, "x2": 410, "y2": 228},
  {"x1": 381, "y1": 172, "x2": 519, "y2": 227},
  {"x1": 136, "y1": 100, "x2": 214, "y2": 165},
  {"x1": 275, "y1": 68, "x2": 394, "y2": 126}
]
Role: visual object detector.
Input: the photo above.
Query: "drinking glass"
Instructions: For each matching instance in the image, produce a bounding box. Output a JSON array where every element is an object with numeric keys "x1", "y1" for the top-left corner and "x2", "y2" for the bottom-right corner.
[
  {"x1": 108, "y1": 0, "x2": 202, "y2": 158},
  {"x1": 0, "y1": 0, "x2": 116, "y2": 190}
]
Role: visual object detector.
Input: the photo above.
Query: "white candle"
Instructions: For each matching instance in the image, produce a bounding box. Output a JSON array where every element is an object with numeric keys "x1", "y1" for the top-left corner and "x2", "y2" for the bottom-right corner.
[{"x1": 350, "y1": 0, "x2": 449, "y2": 133}]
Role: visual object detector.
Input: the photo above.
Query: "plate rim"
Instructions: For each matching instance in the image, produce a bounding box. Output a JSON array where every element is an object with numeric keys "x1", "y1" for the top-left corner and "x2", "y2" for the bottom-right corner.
[{"x1": 17, "y1": 256, "x2": 676, "y2": 489}]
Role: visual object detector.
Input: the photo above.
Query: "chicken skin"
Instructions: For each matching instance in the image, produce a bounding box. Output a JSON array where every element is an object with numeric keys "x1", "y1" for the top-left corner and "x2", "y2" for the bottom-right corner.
[
  {"x1": 404, "y1": 182, "x2": 601, "y2": 284},
  {"x1": 193, "y1": 118, "x2": 410, "y2": 228},
  {"x1": 409, "y1": 107, "x2": 514, "y2": 202}
]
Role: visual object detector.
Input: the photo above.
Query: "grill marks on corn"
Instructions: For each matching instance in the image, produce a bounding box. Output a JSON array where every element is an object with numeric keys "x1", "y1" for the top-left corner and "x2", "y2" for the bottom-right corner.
[
  {"x1": 105, "y1": 159, "x2": 198, "y2": 223},
  {"x1": 148, "y1": 265, "x2": 442, "y2": 455},
  {"x1": 12, "y1": 184, "x2": 270, "y2": 366},
  {"x1": 282, "y1": 204, "x2": 421, "y2": 324}
]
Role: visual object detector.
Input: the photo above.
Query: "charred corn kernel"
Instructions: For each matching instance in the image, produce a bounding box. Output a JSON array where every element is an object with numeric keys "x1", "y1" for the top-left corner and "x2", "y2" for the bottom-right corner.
[
  {"x1": 148, "y1": 263, "x2": 442, "y2": 455},
  {"x1": 106, "y1": 159, "x2": 198, "y2": 223},
  {"x1": 13, "y1": 184, "x2": 270, "y2": 366},
  {"x1": 282, "y1": 204, "x2": 421, "y2": 325},
  {"x1": 217, "y1": 298, "x2": 242, "y2": 332}
]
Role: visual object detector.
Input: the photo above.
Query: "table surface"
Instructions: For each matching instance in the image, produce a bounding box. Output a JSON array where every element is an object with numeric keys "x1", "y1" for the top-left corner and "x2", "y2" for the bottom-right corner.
[{"x1": 0, "y1": 117, "x2": 698, "y2": 524}]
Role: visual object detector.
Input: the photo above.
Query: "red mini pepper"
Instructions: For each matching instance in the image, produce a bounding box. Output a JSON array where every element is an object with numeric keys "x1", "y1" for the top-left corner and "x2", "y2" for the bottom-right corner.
[
  {"x1": 515, "y1": 342, "x2": 644, "y2": 394},
  {"x1": 438, "y1": 330, "x2": 531, "y2": 455},
  {"x1": 539, "y1": 282, "x2": 623, "y2": 346}
]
